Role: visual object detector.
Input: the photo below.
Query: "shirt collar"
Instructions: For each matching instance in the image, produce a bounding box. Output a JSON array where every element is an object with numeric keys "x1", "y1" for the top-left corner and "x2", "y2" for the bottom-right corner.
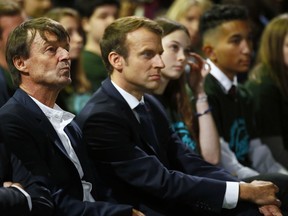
[
  {"x1": 207, "y1": 58, "x2": 238, "y2": 93},
  {"x1": 29, "y1": 96, "x2": 75, "y2": 123},
  {"x1": 111, "y1": 80, "x2": 144, "y2": 110}
]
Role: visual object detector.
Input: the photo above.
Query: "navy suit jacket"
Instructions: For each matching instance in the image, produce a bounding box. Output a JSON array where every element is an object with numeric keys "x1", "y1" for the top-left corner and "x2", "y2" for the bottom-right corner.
[
  {"x1": 0, "y1": 88, "x2": 133, "y2": 216},
  {"x1": 0, "y1": 141, "x2": 54, "y2": 215},
  {"x1": 76, "y1": 78, "x2": 243, "y2": 215},
  {"x1": 0, "y1": 67, "x2": 12, "y2": 107}
]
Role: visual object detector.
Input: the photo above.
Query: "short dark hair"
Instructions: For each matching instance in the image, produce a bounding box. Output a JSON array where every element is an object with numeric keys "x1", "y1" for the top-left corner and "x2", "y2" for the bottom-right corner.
[
  {"x1": 6, "y1": 17, "x2": 70, "y2": 86},
  {"x1": 0, "y1": 0, "x2": 22, "y2": 39},
  {"x1": 75, "y1": 0, "x2": 120, "y2": 18},
  {"x1": 45, "y1": 7, "x2": 80, "y2": 23},
  {"x1": 100, "y1": 16, "x2": 163, "y2": 74},
  {"x1": 199, "y1": 4, "x2": 249, "y2": 37},
  {"x1": 154, "y1": 17, "x2": 190, "y2": 38}
]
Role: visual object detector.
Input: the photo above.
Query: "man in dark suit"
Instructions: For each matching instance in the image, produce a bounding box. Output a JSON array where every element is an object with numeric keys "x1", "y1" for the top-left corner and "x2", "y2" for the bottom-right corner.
[
  {"x1": 0, "y1": 17, "x2": 143, "y2": 216},
  {"x1": 0, "y1": 0, "x2": 26, "y2": 107},
  {"x1": 76, "y1": 16, "x2": 283, "y2": 216},
  {"x1": 0, "y1": 139, "x2": 54, "y2": 215}
]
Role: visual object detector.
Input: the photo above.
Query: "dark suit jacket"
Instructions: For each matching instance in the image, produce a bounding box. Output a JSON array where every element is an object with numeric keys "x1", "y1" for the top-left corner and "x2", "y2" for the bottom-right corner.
[
  {"x1": 76, "y1": 78, "x2": 251, "y2": 215},
  {"x1": 0, "y1": 141, "x2": 54, "y2": 216},
  {"x1": 0, "y1": 67, "x2": 13, "y2": 107},
  {"x1": 0, "y1": 88, "x2": 133, "y2": 216}
]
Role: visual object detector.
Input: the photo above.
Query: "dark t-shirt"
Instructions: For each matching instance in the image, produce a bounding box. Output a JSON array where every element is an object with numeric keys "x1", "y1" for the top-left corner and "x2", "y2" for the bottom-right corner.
[
  {"x1": 153, "y1": 95, "x2": 198, "y2": 152},
  {"x1": 81, "y1": 50, "x2": 107, "y2": 91},
  {"x1": 245, "y1": 75, "x2": 288, "y2": 150},
  {"x1": 204, "y1": 73, "x2": 256, "y2": 166}
]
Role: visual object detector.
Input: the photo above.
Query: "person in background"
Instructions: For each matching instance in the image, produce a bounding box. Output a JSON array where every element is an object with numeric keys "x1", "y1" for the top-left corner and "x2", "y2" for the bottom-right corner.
[
  {"x1": 166, "y1": 0, "x2": 213, "y2": 53},
  {"x1": 0, "y1": 138, "x2": 54, "y2": 215},
  {"x1": 218, "y1": 0, "x2": 288, "y2": 83},
  {"x1": 0, "y1": 0, "x2": 25, "y2": 107},
  {"x1": 153, "y1": 17, "x2": 220, "y2": 165},
  {"x1": 23, "y1": 0, "x2": 52, "y2": 18},
  {"x1": 118, "y1": 0, "x2": 138, "y2": 17},
  {"x1": 45, "y1": 7, "x2": 92, "y2": 114},
  {"x1": 201, "y1": 4, "x2": 288, "y2": 180},
  {"x1": 245, "y1": 13, "x2": 288, "y2": 170},
  {"x1": 76, "y1": 15, "x2": 283, "y2": 216},
  {"x1": 52, "y1": 0, "x2": 76, "y2": 9},
  {"x1": 0, "y1": 17, "x2": 144, "y2": 216},
  {"x1": 75, "y1": 0, "x2": 120, "y2": 91},
  {"x1": 153, "y1": 17, "x2": 284, "y2": 181}
]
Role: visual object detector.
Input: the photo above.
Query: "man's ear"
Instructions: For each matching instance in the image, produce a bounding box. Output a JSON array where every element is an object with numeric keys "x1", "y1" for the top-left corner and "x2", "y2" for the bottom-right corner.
[
  {"x1": 13, "y1": 56, "x2": 29, "y2": 74},
  {"x1": 81, "y1": 17, "x2": 90, "y2": 33},
  {"x1": 108, "y1": 51, "x2": 123, "y2": 71},
  {"x1": 202, "y1": 45, "x2": 216, "y2": 62}
]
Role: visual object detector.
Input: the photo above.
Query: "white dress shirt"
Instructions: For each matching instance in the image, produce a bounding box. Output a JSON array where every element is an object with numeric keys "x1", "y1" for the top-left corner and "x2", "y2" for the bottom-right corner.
[
  {"x1": 207, "y1": 58, "x2": 237, "y2": 94},
  {"x1": 31, "y1": 97, "x2": 95, "y2": 202}
]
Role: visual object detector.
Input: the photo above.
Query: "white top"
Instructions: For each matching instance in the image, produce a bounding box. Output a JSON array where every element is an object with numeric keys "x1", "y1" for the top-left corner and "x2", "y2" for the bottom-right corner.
[{"x1": 30, "y1": 96, "x2": 95, "y2": 202}]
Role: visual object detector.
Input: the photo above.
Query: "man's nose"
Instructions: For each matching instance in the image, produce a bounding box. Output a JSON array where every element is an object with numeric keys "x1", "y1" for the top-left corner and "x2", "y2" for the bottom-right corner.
[
  {"x1": 58, "y1": 47, "x2": 70, "y2": 61},
  {"x1": 155, "y1": 54, "x2": 165, "y2": 69}
]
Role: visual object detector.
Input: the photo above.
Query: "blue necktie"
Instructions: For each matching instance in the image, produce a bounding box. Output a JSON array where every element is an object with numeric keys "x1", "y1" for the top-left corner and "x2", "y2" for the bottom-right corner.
[{"x1": 135, "y1": 103, "x2": 159, "y2": 154}]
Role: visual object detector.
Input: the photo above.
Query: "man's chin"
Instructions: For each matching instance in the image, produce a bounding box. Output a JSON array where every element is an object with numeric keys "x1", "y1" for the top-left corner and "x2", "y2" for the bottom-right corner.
[
  {"x1": 237, "y1": 68, "x2": 250, "y2": 74},
  {"x1": 59, "y1": 78, "x2": 72, "y2": 87},
  {"x1": 146, "y1": 84, "x2": 160, "y2": 93}
]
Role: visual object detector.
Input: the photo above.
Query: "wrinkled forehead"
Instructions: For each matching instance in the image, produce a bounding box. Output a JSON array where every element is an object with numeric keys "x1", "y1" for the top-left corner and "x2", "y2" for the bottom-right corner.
[
  {"x1": 26, "y1": 30, "x2": 70, "y2": 53},
  {"x1": 27, "y1": 29, "x2": 69, "y2": 44}
]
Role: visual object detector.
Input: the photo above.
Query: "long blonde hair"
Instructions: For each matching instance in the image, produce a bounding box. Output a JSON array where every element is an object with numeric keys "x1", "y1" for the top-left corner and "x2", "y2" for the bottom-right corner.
[
  {"x1": 249, "y1": 13, "x2": 288, "y2": 97},
  {"x1": 166, "y1": 0, "x2": 213, "y2": 21}
]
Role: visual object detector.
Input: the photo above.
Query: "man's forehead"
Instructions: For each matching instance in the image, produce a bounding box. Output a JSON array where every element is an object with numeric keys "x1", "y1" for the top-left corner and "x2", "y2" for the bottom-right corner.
[
  {"x1": 214, "y1": 21, "x2": 250, "y2": 38},
  {"x1": 220, "y1": 20, "x2": 251, "y2": 33},
  {"x1": 126, "y1": 28, "x2": 161, "y2": 42},
  {"x1": 29, "y1": 30, "x2": 69, "y2": 44}
]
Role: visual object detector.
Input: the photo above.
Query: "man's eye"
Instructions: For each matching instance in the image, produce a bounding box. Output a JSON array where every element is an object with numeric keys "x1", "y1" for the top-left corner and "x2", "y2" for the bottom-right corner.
[
  {"x1": 46, "y1": 47, "x2": 56, "y2": 52},
  {"x1": 143, "y1": 51, "x2": 153, "y2": 58},
  {"x1": 230, "y1": 38, "x2": 241, "y2": 44},
  {"x1": 65, "y1": 46, "x2": 70, "y2": 52}
]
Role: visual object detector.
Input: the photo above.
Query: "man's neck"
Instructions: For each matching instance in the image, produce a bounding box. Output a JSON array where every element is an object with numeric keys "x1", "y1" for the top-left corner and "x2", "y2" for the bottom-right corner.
[
  {"x1": 207, "y1": 58, "x2": 238, "y2": 92},
  {"x1": 84, "y1": 40, "x2": 101, "y2": 56},
  {"x1": 153, "y1": 76, "x2": 169, "y2": 95},
  {"x1": 215, "y1": 66, "x2": 235, "y2": 81},
  {"x1": 20, "y1": 84, "x2": 59, "y2": 108}
]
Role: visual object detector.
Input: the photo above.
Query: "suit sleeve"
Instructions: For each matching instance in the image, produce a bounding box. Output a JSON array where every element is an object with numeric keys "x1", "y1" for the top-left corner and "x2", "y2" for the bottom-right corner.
[
  {"x1": 0, "y1": 186, "x2": 30, "y2": 215},
  {"x1": 0, "y1": 141, "x2": 53, "y2": 216},
  {"x1": 52, "y1": 194, "x2": 133, "y2": 216},
  {"x1": 10, "y1": 151, "x2": 54, "y2": 216},
  {"x1": 79, "y1": 106, "x2": 237, "y2": 213},
  {"x1": 0, "y1": 111, "x2": 133, "y2": 216}
]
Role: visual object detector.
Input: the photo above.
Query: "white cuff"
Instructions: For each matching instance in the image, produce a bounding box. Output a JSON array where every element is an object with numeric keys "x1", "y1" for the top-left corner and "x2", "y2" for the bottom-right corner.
[
  {"x1": 223, "y1": 181, "x2": 239, "y2": 209},
  {"x1": 11, "y1": 185, "x2": 32, "y2": 211}
]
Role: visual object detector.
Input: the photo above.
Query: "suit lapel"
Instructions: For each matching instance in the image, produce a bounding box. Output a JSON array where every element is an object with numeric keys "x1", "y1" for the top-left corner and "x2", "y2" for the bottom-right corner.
[
  {"x1": 13, "y1": 89, "x2": 71, "y2": 159},
  {"x1": 102, "y1": 79, "x2": 160, "y2": 156},
  {"x1": 64, "y1": 122, "x2": 85, "y2": 165}
]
